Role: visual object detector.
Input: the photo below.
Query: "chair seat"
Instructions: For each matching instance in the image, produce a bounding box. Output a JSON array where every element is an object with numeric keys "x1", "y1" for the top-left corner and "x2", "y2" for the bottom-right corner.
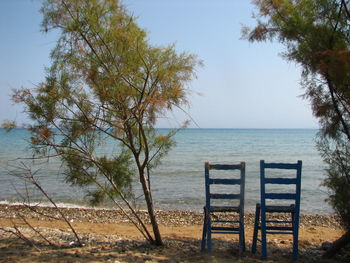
[
  {"x1": 265, "y1": 205, "x2": 295, "y2": 213},
  {"x1": 209, "y1": 205, "x2": 240, "y2": 212}
]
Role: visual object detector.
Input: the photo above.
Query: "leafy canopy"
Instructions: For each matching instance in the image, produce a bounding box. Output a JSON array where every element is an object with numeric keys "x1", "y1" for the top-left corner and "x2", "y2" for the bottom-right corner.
[
  {"x1": 245, "y1": 0, "x2": 350, "y2": 230},
  {"x1": 244, "y1": 0, "x2": 350, "y2": 138}
]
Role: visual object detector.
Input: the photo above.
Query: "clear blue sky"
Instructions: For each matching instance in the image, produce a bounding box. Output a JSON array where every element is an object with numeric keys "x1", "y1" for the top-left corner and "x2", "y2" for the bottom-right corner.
[{"x1": 0, "y1": 0, "x2": 318, "y2": 129}]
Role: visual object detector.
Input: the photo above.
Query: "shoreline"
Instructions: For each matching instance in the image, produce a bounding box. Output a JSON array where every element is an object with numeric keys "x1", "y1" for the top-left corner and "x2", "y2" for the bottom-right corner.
[
  {"x1": 0, "y1": 203, "x2": 341, "y2": 228},
  {"x1": 0, "y1": 200, "x2": 335, "y2": 216}
]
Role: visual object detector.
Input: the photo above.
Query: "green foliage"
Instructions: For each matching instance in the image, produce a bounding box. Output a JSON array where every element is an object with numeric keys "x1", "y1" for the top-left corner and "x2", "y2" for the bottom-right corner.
[
  {"x1": 318, "y1": 136, "x2": 350, "y2": 229},
  {"x1": 86, "y1": 150, "x2": 135, "y2": 205},
  {"x1": 246, "y1": 0, "x2": 350, "y2": 229}
]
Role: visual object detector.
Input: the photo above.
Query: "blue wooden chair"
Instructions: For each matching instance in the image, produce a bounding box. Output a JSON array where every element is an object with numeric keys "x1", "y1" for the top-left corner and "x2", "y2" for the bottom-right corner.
[
  {"x1": 252, "y1": 160, "x2": 302, "y2": 260},
  {"x1": 201, "y1": 162, "x2": 246, "y2": 253}
]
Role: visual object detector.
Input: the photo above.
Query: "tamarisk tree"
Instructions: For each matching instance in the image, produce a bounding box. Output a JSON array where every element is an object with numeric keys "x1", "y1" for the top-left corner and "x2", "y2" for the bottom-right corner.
[
  {"x1": 244, "y1": 0, "x2": 350, "y2": 256},
  {"x1": 14, "y1": 0, "x2": 200, "y2": 246}
]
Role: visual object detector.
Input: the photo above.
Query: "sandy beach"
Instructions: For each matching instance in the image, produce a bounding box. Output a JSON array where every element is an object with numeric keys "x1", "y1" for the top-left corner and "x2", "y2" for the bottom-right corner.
[{"x1": 0, "y1": 204, "x2": 348, "y2": 263}]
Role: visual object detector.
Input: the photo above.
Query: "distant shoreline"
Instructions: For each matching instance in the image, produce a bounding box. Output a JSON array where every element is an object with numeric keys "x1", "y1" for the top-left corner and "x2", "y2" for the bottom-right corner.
[
  {"x1": 0, "y1": 203, "x2": 340, "y2": 229},
  {"x1": 0, "y1": 200, "x2": 335, "y2": 216}
]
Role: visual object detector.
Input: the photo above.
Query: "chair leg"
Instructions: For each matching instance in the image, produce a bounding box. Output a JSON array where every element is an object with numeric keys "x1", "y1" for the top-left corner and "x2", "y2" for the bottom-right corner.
[
  {"x1": 292, "y1": 230, "x2": 299, "y2": 260},
  {"x1": 207, "y1": 214, "x2": 212, "y2": 252},
  {"x1": 261, "y1": 206, "x2": 267, "y2": 260},
  {"x1": 239, "y1": 211, "x2": 245, "y2": 253},
  {"x1": 292, "y1": 212, "x2": 299, "y2": 260},
  {"x1": 252, "y1": 204, "x2": 260, "y2": 254},
  {"x1": 201, "y1": 208, "x2": 208, "y2": 252},
  {"x1": 239, "y1": 223, "x2": 245, "y2": 253},
  {"x1": 201, "y1": 219, "x2": 207, "y2": 251}
]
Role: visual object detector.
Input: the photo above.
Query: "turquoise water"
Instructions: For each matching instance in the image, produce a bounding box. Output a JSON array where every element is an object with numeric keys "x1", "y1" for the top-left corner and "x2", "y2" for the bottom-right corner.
[{"x1": 0, "y1": 128, "x2": 331, "y2": 214}]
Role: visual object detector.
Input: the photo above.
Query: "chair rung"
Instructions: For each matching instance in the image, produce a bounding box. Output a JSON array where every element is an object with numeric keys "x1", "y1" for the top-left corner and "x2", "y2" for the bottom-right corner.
[
  {"x1": 209, "y1": 206, "x2": 240, "y2": 212},
  {"x1": 265, "y1": 193, "x2": 296, "y2": 200},
  {"x1": 266, "y1": 220, "x2": 293, "y2": 224},
  {"x1": 209, "y1": 178, "x2": 241, "y2": 185},
  {"x1": 255, "y1": 225, "x2": 294, "y2": 231},
  {"x1": 266, "y1": 231, "x2": 293, "y2": 235},
  {"x1": 266, "y1": 226, "x2": 293, "y2": 231},
  {"x1": 211, "y1": 226, "x2": 240, "y2": 232},
  {"x1": 210, "y1": 193, "x2": 240, "y2": 199},
  {"x1": 213, "y1": 220, "x2": 240, "y2": 223},
  {"x1": 265, "y1": 205, "x2": 295, "y2": 213},
  {"x1": 212, "y1": 231, "x2": 240, "y2": 234}
]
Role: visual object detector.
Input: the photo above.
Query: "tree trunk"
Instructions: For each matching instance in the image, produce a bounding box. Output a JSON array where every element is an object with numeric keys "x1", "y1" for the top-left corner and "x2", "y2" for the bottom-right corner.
[
  {"x1": 323, "y1": 229, "x2": 350, "y2": 258},
  {"x1": 139, "y1": 170, "x2": 163, "y2": 246}
]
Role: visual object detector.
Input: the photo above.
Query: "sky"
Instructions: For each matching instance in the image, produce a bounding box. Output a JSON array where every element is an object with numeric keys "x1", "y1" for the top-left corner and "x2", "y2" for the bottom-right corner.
[{"x1": 0, "y1": 0, "x2": 318, "y2": 129}]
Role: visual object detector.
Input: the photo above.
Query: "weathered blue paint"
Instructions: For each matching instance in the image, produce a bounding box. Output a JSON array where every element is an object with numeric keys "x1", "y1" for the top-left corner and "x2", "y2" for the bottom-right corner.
[
  {"x1": 264, "y1": 193, "x2": 297, "y2": 200},
  {"x1": 209, "y1": 193, "x2": 241, "y2": 199},
  {"x1": 208, "y1": 178, "x2": 241, "y2": 185},
  {"x1": 201, "y1": 162, "x2": 246, "y2": 254},
  {"x1": 251, "y1": 160, "x2": 302, "y2": 260},
  {"x1": 264, "y1": 178, "x2": 297, "y2": 184}
]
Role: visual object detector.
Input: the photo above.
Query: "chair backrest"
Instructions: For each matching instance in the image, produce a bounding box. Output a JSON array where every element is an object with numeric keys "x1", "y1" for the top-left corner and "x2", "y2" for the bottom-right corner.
[
  {"x1": 260, "y1": 160, "x2": 302, "y2": 212},
  {"x1": 204, "y1": 162, "x2": 245, "y2": 210}
]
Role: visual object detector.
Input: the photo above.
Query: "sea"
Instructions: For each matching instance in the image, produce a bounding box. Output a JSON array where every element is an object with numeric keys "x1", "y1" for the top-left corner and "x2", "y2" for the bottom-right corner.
[{"x1": 0, "y1": 128, "x2": 332, "y2": 214}]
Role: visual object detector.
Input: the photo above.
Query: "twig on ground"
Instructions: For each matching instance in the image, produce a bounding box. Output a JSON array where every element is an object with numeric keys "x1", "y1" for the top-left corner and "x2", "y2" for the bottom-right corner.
[{"x1": 0, "y1": 225, "x2": 41, "y2": 251}]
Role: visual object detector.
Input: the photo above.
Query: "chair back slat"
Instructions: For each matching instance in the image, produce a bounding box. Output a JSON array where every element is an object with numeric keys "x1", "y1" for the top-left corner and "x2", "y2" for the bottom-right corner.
[
  {"x1": 264, "y1": 193, "x2": 296, "y2": 200},
  {"x1": 209, "y1": 164, "x2": 242, "y2": 170},
  {"x1": 263, "y1": 163, "x2": 301, "y2": 169},
  {"x1": 210, "y1": 193, "x2": 241, "y2": 199},
  {"x1": 208, "y1": 178, "x2": 241, "y2": 185},
  {"x1": 264, "y1": 178, "x2": 297, "y2": 184}
]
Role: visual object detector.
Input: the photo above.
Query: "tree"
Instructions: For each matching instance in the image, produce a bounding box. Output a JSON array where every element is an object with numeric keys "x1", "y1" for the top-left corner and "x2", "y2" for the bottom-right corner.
[
  {"x1": 13, "y1": 0, "x2": 200, "y2": 246},
  {"x1": 244, "y1": 0, "x2": 350, "y2": 256}
]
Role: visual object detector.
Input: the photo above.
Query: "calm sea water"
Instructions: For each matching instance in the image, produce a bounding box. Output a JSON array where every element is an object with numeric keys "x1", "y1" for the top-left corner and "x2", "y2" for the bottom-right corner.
[{"x1": 0, "y1": 128, "x2": 332, "y2": 214}]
